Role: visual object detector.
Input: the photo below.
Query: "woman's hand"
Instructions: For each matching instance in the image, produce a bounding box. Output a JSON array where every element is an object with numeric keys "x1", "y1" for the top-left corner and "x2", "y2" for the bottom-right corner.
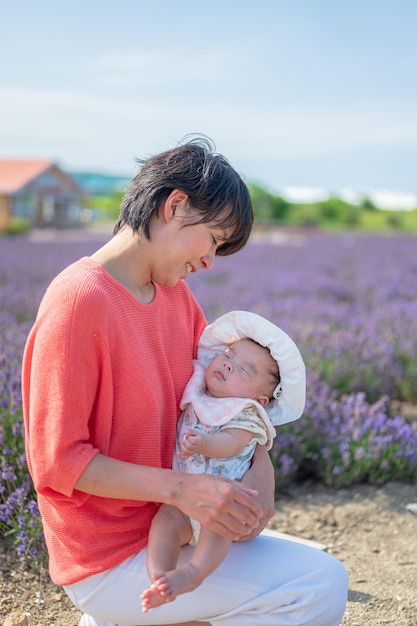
[
  {"x1": 171, "y1": 472, "x2": 263, "y2": 541},
  {"x1": 237, "y1": 444, "x2": 275, "y2": 541},
  {"x1": 75, "y1": 454, "x2": 263, "y2": 542},
  {"x1": 75, "y1": 454, "x2": 269, "y2": 541}
]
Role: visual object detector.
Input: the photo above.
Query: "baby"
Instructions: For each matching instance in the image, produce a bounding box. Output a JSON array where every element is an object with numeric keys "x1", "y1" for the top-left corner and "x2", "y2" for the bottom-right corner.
[{"x1": 141, "y1": 310, "x2": 306, "y2": 613}]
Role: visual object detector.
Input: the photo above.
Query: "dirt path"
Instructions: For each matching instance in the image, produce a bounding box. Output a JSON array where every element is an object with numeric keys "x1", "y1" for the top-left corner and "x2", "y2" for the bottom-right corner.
[{"x1": 1, "y1": 481, "x2": 416, "y2": 625}]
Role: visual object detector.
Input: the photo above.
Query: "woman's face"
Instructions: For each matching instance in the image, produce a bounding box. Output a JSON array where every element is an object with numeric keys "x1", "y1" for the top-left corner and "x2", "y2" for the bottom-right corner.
[{"x1": 151, "y1": 203, "x2": 233, "y2": 287}]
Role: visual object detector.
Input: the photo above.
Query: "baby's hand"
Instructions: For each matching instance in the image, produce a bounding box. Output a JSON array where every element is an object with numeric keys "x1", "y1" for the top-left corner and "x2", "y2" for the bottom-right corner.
[{"x1": 177, "y1": 429, "x2": 208, "y2": 458}]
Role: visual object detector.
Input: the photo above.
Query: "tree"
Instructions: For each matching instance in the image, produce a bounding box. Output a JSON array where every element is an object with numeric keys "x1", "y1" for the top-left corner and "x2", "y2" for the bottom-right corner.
[
  {"x1": 318, "y1": 197, "x2": 359, "y2": 227},
  {"x1": 248, "y1": 184, "x2": 289, "y2": 222}
]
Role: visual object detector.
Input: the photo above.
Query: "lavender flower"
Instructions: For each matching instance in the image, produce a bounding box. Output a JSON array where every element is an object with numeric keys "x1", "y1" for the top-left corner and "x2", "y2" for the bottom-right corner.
[{"x1": 1, "y1": 230, "x2": 417, "y2": 563}]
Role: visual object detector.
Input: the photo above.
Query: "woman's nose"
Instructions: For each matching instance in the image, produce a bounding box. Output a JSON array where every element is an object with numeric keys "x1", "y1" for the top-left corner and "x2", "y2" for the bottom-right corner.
[{"x1": 200, "y1": 251, "x2": 215, "y2": 270}]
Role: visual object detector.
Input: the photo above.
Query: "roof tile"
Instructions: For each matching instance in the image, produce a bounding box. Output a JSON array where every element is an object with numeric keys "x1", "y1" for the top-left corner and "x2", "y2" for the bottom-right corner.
[{"x1": 0, "y1": 159, "x2": 55, "y2": 193}]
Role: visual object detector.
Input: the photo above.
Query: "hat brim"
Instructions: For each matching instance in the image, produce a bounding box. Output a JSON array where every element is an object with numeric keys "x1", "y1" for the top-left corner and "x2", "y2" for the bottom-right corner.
[{"x1": 198, "y1": 311, "x2": 306, "y2": 426}]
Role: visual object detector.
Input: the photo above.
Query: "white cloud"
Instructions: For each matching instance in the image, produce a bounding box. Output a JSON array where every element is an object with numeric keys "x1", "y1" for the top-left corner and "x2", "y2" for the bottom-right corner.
[
  {"x1": 1, "y1": 83, "x2": 417, "y2": 184},
  {"x1": 88, "y1": 45, "x2": 251, "y2": 88},
  {"x1": 280, "y1": 187, "x2": 330, "y2": 203},
  {"x1": 369, "y1": 189, "x2": 417, "y2": 210}
]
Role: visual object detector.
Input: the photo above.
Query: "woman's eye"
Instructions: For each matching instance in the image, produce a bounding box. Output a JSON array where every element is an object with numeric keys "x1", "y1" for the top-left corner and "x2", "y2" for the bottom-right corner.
[{"x1": 212, "y1": 236, "x2": 218, "y2": 246}]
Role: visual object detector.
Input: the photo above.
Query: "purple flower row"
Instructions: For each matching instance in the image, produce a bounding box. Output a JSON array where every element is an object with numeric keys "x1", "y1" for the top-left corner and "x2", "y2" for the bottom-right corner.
[{"x1": 1, "y1": 229, "x2": 416, "y2": 564}]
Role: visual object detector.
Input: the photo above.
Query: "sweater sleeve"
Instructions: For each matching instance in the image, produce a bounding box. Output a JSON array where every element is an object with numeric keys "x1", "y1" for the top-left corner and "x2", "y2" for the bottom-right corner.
[{"x1": 23, "y1": 273, "x2": 103, "y2": 500}]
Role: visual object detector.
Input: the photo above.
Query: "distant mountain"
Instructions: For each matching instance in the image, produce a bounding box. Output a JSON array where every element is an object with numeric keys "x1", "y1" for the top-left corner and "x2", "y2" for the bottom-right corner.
[{"x1": 70, "y1": 172, "x2": 132, "y2": 196}]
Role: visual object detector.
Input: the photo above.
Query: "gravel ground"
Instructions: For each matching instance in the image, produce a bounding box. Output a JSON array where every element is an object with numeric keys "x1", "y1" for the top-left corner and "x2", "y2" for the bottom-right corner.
[{"x1": 1, "y1": 481, "x2": 416, "y2": 626}]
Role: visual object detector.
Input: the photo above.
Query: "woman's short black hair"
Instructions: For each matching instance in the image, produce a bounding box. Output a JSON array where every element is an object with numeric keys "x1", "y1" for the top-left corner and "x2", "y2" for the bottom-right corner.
[{"x1": 113, "y1": 135, "x2": 253, "y2": 256}]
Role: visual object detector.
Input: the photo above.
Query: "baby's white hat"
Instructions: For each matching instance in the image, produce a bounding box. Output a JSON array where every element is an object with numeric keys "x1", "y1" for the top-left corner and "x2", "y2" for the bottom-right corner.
[{"x1": 198, "y1": 310, "x2": 306, "y2": 426}]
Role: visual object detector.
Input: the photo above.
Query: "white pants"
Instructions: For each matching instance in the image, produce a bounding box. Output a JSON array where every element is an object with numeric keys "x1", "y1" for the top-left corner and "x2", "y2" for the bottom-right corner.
[{"x1": 64, "y1": 534, "x2": 348, "y2": 626}]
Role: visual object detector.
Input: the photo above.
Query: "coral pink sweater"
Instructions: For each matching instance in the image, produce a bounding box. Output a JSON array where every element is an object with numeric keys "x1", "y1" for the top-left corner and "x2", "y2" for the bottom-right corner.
[{"x1": 22, "y1": 257, "x2": 206, "y2": 585}]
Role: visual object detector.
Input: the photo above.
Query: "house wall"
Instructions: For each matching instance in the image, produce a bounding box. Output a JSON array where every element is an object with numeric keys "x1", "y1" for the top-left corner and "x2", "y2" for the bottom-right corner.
[
  {"x1": 0, "y1": 195, "x2": 11, "y2": 230},
  {"x1": 13, "y1": 166, "x2": 85, "y2": 227}
]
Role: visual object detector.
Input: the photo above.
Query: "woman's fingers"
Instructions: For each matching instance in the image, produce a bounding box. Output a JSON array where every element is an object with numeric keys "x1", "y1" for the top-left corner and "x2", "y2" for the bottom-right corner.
[{"x1": 180, "y1": 475, "x2": 263, "y2": 539}]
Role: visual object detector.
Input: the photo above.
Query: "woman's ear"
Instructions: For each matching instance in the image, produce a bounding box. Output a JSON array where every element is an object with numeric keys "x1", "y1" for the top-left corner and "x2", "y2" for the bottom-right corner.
[{"x1": 162, "y1": 189, "x2": 189, "y2": 222}]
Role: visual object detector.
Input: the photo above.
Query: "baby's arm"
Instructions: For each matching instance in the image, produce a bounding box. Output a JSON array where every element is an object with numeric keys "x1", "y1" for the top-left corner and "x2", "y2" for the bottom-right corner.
[{"x1": 177, "y1": 427, "x2": 253, "y2": 460}]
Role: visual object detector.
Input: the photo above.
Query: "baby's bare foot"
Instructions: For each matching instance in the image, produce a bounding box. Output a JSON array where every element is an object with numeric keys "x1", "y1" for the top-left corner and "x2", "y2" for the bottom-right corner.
[
  {"x1": 141, "y1": 574, "x2": 174, "y2": 612},
  {"x1": 141, "y1": 565, "x2": 203, "y2": 612}
]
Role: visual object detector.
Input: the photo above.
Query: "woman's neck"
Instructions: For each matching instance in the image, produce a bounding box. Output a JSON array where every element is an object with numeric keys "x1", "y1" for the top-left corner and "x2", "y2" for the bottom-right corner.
[{"x1": 91, "y1": 228, "x2": 155, "y2": 303}]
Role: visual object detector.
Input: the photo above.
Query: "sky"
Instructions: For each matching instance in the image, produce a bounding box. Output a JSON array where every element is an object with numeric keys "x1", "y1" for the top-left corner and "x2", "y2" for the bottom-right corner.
[{"x1": 1, "y1": 0, "x2": 417, "y2": 199}]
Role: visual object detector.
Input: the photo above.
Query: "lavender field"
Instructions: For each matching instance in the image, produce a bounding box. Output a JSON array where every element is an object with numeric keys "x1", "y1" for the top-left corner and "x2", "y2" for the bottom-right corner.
[{"x1": 1, "y1": 228, "x2": 417, "y2": 563}]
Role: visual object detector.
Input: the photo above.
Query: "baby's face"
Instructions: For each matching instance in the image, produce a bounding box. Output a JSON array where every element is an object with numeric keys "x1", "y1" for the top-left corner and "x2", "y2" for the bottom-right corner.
[{"x1": 205, "y1": 338, "x2": 277, "y2": 405}]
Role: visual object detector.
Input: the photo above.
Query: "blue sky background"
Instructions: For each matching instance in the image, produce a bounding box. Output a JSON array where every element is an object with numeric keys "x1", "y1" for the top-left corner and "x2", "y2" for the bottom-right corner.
[{"x1": 1, "y1": 0, "x2": 416, "y2": 196}]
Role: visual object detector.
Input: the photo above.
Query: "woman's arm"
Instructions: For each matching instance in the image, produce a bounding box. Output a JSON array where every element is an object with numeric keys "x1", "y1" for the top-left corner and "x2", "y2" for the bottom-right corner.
[
  {"x1": 75, "y1": 454, "x2": 263, "y2": 541},
  {"x1": 237, "y1": 444, "x2": 275, "y2": 540}
]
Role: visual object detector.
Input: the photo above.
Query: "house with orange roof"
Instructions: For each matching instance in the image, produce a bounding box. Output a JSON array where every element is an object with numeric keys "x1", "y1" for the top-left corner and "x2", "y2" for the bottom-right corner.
[{"x1": 0, "y1": 159, "x2": 86, "y2": 230}]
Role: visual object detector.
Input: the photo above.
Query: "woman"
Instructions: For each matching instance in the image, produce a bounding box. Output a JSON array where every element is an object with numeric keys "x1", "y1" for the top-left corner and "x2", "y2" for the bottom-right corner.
[{"x1": 22, "y1": 137, "x2": 348, "y2": 626}]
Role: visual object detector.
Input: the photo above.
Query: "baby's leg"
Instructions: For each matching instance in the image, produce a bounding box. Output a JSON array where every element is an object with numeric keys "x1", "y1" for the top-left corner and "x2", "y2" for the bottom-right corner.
[
  {"x1": 143, "y1": 527, "x2": 231, "y2": 612},
  {"x1": 146, "y1": 503, "x2": 192, "y2": 580},
  {"x1": 142, "y1": 504, "x2": 192, "y2": 612},
  {"x1": 185, "y1": 526, "x2": 231, "y2": 584}
]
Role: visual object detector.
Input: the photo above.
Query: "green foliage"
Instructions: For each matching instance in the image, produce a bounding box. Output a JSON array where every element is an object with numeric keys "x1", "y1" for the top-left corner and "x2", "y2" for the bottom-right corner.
[
  {"x1": 270, "y1": 196, "x2": 290, "y2": 221},
  {"x1": 247, "y1": 184, "x2": 417, "y2": 231},
  {"x1": 401, "y1": 208, "x2": 417, "y2": 230},
  {"x1": 359, "y1": 209, "x2": 394, "y2": 230},
  {"x1": 0, "y1": 217, "x2": 31, "y2": 236},
  {"x1": 285, "y1": 197, "x2": 360, "y2": 229},
  {"x1": 361, "y1": 197, "x2": 377, "y2": 211},
  {"x1": 386, "y1": 211, "x2": 405, "y2": 230},
  {"x1": 286, "y1": 203, "x2": 321, "y2": 227},
  {"x1": 360, "y1": 208, "x2": 417, "y2": 232},
  {"x1": 318, "y1": 197, "x2": 360, "y2": 227},
  {"x1": 248, "y1": 184, "x2": 290, "y2": 222},
  {"x1": 395, "y1": 352, "x2": 417, "y2": 404},
  {"x1": 89, "y1": 190, "x2": 124, "y2": 221}
]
